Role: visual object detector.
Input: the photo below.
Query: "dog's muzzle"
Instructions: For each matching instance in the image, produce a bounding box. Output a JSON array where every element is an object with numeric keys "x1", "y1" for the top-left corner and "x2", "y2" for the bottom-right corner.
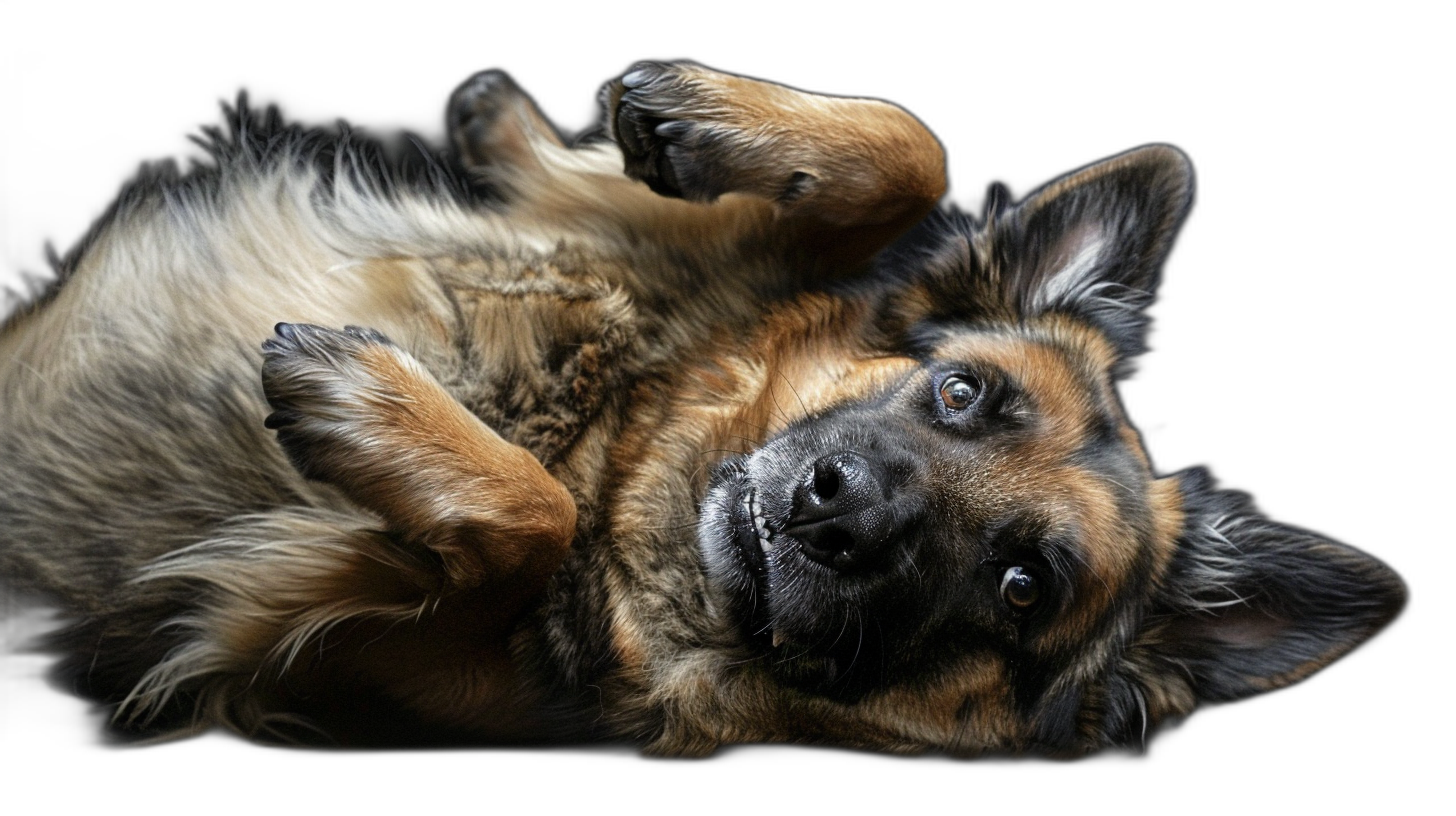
[{"x1": 698, "y1": 435, "x2": 944, "y2": 698}]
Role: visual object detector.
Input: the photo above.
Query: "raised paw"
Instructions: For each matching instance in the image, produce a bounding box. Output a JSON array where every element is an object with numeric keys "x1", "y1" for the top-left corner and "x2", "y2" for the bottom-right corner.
[
  {"x1": 260, "y1": 322, "x2": 417, "y2": 485},
  {"x1": 601, "y1": 60, "x2": 945, "y2": 246},
  {"x1": 606, "y1": 60, "x2": 786, "y2": 203},
  {"x1": 448, "y1": 68, "x2": 564, "y2": 174},
  {"x1": 260, "y1": 322, "x2": 577, "y2": 587}
]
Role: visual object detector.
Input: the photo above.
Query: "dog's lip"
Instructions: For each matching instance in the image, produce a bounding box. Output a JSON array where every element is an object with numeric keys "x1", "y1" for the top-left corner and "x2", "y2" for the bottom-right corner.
[
  {"x1": 746, "y1": 489, "x2": 777, "y2": 554},
  {"x1": 722, "y1": 477, "x2": 797, "y2": 648},
  {"x1": 727, "y1": 482, "x2": 776, "y2": 573}
]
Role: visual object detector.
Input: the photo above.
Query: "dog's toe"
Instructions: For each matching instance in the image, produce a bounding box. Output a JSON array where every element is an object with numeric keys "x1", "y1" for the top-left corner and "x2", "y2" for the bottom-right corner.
[
  {"x1": 450, "y1": 70, "x2": 523, "y2": 128},
  {"x1": 609, "y1": 61, "x2": 730, "y2": 201},
  {"x1": 259, "y1": 323, "x2": 399, "y2": 481}
]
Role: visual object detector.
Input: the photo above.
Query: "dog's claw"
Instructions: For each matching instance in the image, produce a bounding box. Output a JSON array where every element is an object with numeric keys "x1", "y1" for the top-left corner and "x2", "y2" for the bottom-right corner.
[
  {"x1": 262, "y1": 410, "x2": 295, "y2": 430},
  {"x1": 609, "y1": 64, "x2": 729, "y2": 202}
]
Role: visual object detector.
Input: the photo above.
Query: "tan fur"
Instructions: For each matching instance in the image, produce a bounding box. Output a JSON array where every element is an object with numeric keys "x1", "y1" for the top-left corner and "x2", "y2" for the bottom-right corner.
[
  {"x1": 269, "y1": 336, "x2": 577, "y2": 588},
  {"x1": 0, "y1": 62, "x2": 1402, "y2": 753}
]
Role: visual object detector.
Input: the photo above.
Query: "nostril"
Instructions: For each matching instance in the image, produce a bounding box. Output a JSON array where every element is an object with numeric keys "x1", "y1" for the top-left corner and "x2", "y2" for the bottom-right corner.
[
  {"x1": 813, "y1": 462, "x2": 841, "y2": 503},
  {"x1": 798, "y1": 523, "x2": 858, "y2": 568}
]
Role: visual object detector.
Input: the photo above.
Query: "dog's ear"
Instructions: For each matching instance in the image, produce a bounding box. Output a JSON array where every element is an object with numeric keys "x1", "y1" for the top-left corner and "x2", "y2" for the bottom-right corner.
[
  {"x1": 888, "y1": 145, "x2": 1192, "y2": 376},
  {"x1": 1133, "y1": 468, "x2": 1405, "y2": 707}
]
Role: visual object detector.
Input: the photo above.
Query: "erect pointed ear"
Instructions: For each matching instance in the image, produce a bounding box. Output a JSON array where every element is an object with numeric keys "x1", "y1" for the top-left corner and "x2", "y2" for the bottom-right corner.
[
  {"x1": 1143, "y1": 468, "x2": 1406, "y2": 703},
  {"x1": 885, "y1": 145, "x2": 1192, "y2": 374},
  {"x1": 994, "y1": 144, "x2": 1193, "y2": 372}
]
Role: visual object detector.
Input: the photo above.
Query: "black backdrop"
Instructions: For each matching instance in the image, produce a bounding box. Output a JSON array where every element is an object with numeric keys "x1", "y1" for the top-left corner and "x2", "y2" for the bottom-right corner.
[{"x1": 5, "y1": 28, "x2": 1426, "y2": 786}]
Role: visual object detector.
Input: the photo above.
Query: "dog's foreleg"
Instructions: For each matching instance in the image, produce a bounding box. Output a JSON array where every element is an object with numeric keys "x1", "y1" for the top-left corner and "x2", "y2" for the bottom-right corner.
[
  {"x1": 259, "y1": 323, "x2": 577, "y2": 600},
  {"x1": 603, "y1": 61, "x2": 948, "y2": 266},
  {"x1": 446, "y1": 64, "x2": 946, "y2": 271}
]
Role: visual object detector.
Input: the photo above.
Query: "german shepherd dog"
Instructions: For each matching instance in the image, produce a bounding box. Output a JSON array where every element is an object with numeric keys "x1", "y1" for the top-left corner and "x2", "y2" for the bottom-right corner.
[{"x1": 0, "y1": 62, "x2": 1405, "y2": 754}]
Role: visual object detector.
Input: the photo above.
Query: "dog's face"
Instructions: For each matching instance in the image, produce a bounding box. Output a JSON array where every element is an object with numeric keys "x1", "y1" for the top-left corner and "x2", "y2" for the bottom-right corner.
[
  {"x1": 698, "y1": 146, "x2": 1405, "y2": 753},
  {"x1": 706, "y1": 325, "x2": 1165, "y2": 705}
]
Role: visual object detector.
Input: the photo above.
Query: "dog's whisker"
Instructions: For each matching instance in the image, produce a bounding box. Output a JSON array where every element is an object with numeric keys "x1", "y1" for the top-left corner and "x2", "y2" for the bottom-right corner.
[
  {"x1": 905, "y1": 553, "x2": 924, "y2": 588},
  {"x1": 777, "y1": 370, "x2": 809, "y2": 418},
  {"x1": 729, "y1": 416, "x2": 771, "y2": 435},
  {"x1": 764, "y1": 374, "x2": 795, "y2": 426}
]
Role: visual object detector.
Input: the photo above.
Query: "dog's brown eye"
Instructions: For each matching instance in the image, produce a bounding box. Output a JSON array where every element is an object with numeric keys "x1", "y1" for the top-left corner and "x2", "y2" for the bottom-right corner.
[
  {"x1": 940, "y1": 376, "x2": 977, "y2": 411},
  {"x1": 1000, "y1": 566, "x2": 1040, "y2": 610}
]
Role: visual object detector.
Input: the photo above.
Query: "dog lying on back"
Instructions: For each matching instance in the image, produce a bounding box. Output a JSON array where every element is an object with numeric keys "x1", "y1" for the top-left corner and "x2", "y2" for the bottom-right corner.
[{"x1": 0, "y1": 62, "x2": 1404, "y2": 753}]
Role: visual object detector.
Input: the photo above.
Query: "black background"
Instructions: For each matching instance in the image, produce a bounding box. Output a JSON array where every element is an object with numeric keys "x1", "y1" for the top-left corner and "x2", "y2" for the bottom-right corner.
[{"x1": 2, "y1": 25, "x2": 1432, "y2": 786}]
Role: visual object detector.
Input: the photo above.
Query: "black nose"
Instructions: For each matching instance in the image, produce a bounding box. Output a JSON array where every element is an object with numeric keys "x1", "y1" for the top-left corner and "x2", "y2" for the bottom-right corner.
[{"x1": 787, "y1": 451, "x2": 903, "y2": 570}]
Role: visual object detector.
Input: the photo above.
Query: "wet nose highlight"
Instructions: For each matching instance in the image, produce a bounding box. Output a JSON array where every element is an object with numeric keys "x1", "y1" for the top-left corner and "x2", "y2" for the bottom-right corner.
[{"x1": 789, "y1": 451, "x2": 899, "y2": 570}]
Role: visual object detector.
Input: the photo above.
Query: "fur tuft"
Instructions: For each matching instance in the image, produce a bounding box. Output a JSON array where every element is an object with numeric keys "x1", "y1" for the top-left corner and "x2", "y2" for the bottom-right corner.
[{"x1": 49, "y1": 508, "x2": 443, "y2": 741}]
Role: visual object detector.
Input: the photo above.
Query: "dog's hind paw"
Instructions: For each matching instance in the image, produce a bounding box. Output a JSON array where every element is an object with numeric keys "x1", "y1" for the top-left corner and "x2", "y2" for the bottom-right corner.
[{"x1": 448, "y1": 69, "x2": 563, "y2": 174}]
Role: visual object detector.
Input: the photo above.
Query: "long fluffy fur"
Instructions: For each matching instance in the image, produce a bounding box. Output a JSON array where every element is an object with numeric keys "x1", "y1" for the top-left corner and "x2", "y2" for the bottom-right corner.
[{"x1": 1, "y1": 66, "x2": 1404, "y2": 753}]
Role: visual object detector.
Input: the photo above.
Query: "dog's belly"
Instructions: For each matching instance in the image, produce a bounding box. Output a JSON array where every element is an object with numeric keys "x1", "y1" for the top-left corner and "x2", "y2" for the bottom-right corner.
[
  {"x1": 0, "y1": 159, "x2": 649, "y2": 693},
  {"x1": 0, "y1": 174, "x2": 616, "y2": 606}
]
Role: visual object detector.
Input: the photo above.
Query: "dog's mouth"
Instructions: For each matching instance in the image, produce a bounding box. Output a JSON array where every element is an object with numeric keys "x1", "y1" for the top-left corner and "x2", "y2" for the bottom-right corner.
[
  {"x1": 699, "y1": 455, "x2": 789, "y2": 648},
  {"x1": 745, "y1": 488, "x2": 773, "y2": 554},
  {"x1": 701, "y1": 466, "x2": 774, "y2": 644},
  {"x1": 726, "y1": 483, "x2": 798, "y2": 649},
  {"x1": 731, "y1": 485, "x2": 775, "y2": 570},
  {"x1": 697, "y1": 440, "x2": 944, "y2": 699}
]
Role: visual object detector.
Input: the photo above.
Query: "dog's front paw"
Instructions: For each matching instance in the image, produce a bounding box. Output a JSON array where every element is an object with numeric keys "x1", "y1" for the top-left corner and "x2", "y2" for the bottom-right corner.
[
  {"x1": 260, "y1": 323, "x2": 578, "y2": 589},
  {"x1": 607, "y1": 61, "x2": 743, "y2": 202},
  {"x1": 260, "y1": 323, "x2": 409, "y2": 484}
]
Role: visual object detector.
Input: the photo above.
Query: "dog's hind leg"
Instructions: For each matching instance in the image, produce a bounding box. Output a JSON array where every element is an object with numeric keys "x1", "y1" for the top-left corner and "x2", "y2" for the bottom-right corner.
[
  {"x1": 81, "y1": 504, "x2": 547, "y2": 743},
  {"x1": 57, "y1": 316, "x2": 583, "y2": 741}
]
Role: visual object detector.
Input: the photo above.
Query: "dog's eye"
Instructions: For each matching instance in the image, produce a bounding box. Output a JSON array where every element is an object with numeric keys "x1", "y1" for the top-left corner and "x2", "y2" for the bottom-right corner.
[
  {"x1": 939, "y1": 376, "x2": 978, "y2": 411},
  {"x1": 1000, "y1": 566, "x2": 1040, "y2": 611}
]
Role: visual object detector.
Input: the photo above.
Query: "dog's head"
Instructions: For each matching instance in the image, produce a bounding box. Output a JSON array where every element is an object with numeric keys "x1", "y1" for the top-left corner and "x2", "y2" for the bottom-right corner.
[{"x1": 698, "y1": 145, "x2": 1405, "y2": 753}]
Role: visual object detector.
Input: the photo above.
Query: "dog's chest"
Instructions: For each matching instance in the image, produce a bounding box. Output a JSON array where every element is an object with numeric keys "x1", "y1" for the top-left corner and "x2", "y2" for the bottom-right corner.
[{"x1": 424, "y1": 254, "x2": 645, "y2": 469}]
